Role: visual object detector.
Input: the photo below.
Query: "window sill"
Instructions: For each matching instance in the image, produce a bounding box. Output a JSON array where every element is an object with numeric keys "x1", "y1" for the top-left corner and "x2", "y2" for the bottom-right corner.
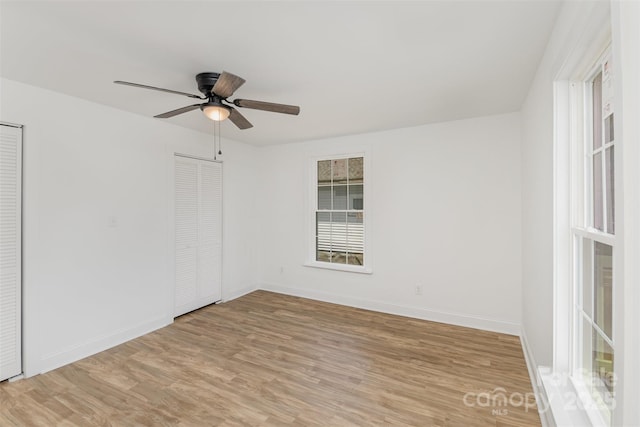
[
  {"x1": 538, "y1": 367, "x2": 609, "y2": 427},
  {"x1": 304, "y1": 261, "x2": 372, "y2": 274}
]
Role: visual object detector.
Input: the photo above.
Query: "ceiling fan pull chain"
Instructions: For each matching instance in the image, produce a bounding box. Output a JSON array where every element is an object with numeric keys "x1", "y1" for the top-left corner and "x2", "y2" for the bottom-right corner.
[
  {"x1": 218, "y1": 120, "x2": 223, "y2": 156},
  {"x1": 213, "y1": 121, "x2": 218, "y2": 160}
]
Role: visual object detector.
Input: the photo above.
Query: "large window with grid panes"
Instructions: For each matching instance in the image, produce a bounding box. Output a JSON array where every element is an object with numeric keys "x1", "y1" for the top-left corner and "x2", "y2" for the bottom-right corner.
[
  {"x1": 314, "y1": 155, "x2": 365, "y2": 269},
  {"x1": 571, "y1": 49, "x2": 615, "y2": 424}
]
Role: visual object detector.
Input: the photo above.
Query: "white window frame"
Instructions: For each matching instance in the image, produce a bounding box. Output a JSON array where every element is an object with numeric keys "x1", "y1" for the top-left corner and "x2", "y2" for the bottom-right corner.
[
  {"x1": 549, "y1": 14, "x2": 621, "y2": 423},
  {"x1": 305, "y1": 152, "x2": 372, "y2": 274},
  {"x1": 569, "y1": 48, "x2": 616, "y2": 426}
]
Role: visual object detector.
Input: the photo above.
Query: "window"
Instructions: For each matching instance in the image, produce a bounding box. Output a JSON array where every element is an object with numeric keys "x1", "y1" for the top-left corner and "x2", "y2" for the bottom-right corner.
[
  {"x1": 571, "y1": 51, "x2": 616, "y2": 424},
  {"x1": 311, "y1": 155, "x2": 367, "y2": 271}
]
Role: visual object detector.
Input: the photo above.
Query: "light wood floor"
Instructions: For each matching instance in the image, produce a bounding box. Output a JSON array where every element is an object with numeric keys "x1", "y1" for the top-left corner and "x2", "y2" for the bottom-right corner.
[{"x1": 0, "y1": 291, "x2": 540, "y2": 426}]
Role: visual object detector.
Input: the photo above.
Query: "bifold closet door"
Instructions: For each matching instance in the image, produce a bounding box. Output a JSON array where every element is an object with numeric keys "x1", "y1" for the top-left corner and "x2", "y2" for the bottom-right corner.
[
  {"x1": 0, "y1": 124, "x2": 22, "y2": 381},
  {"x1": 174, "y1": 156, "x2": 222, "y2": 317},
  {"x1": 197, "y1": 161, "x2": 223, "y2": 304}
]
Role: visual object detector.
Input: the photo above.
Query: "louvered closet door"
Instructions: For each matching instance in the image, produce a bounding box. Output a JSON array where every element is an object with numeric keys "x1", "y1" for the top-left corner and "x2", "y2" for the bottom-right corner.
[
  {"x1": 174, "y1": 156, "x2": 222, "y2": 317},
  {"x1": 0, "y1": 124, "x2": 22, "y2": 381},
  {"x1": 175, "y1": 158, "x2": 199, "y2": 315},
  {"x1": 198, "y1": 162, "x2": 222, "y2": 304}
]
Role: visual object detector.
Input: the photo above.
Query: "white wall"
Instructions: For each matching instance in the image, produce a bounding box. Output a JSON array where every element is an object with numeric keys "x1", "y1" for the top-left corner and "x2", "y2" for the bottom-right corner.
[
  {"x1": 520, "y1": 0, "x2": 612, "y2": 371},
  {"x1": 257, "y1": 113, "x2": 522, "y2": 334},
  {"x1": 0, "y1": 78, "x2": 260, "y2": 376},
  {"x1": 218, "y1": 135, "x2": 261, "y2": 301},
  {"x1": 520, "y1": 31, "x2": 556, "y2": 369}
]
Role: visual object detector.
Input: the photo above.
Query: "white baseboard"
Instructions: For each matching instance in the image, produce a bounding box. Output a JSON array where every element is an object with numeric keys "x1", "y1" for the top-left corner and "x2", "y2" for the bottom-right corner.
[
  {"x1": 521, "y1": 329, "x2": 555, "y2": 427},
  {"x1": 222, "y1": 284, "x2": 258, "y2": 303},
  {"x1": 39, "y1": 316, "x2": 170, "y2": 375},
  {"x1": 259, "y1": 283, "x2": 520, "y2": 336}
]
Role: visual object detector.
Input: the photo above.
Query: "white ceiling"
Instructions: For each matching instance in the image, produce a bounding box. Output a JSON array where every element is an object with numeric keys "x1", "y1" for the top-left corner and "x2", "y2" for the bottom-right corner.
[{"x1": 0, "y1": 1, "x2": 561, "y2": 146}]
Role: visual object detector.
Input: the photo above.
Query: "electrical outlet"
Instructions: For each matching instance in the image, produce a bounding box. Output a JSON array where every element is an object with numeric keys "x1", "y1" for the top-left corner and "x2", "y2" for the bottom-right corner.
[
  {"x1": 280, "y1": 266, "x2": 284, "y2": 274},
  {"x1": 415, "y1": 285, "x2": 423, "y2": 295}
]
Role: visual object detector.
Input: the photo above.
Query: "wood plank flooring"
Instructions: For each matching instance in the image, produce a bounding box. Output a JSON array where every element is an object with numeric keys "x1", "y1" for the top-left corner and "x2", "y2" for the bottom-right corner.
[{"x1": 0, "y1": 291, "x2": 540, "y2": 426}]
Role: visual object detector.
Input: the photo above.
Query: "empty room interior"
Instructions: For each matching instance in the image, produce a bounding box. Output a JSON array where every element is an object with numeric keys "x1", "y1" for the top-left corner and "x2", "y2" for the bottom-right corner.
[{"x1": 1, "y1": 1, "x2": 639, "y2": 426}]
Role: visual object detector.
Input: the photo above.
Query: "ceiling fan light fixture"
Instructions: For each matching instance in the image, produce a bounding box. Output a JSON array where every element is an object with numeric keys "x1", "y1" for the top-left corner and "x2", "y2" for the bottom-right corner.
[{"x1": 201, "y1": 103, "x2": 231, "y2": 121}]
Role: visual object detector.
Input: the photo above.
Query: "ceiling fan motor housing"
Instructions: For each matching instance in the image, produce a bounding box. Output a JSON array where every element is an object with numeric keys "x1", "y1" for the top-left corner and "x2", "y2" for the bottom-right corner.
[{"x1": 196, "y1": 72, "x2": 221, "y2": 96}]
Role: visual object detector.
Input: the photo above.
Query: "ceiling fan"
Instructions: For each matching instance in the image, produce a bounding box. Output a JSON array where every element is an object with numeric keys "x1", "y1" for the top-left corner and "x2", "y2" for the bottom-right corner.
[{"x1": 114, "y1": 71, "x2": 300, "y2": 130}]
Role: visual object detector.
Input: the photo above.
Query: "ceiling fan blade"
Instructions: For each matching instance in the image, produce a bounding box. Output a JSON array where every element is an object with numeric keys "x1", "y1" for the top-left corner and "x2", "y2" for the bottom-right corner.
[
  {"x1": 212, "y1": 72, "x2": 246, "y2": 98},
  {"x1": 114, "y1": 80, "x2": 204, "y2": 99},
  {"x1": 155, "y1": 104, "x2": 202, "y2": 118},
  {"x1": 233, "y1": 99, "x2": 300, "y2": 115},
  {"x1": 228, "y1": 107, "x2": 253, "y2": 130}
]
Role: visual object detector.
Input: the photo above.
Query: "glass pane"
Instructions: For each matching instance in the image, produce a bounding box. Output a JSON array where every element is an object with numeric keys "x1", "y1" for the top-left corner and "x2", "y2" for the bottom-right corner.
[
  {"x1": 592, "y1": 72, "x2": 602, "y2": 150},
  {"x1": 347, "y1": 211, "x2": 363, "y2": 224},
  {"x1": 333, "y1": 185, "x2": 347, "y2": 210},
  {"x1": 316, "y1": 212, "x2": 331, "y2": 262},
  {"x1": 593, "y1": 152, "x2": 603, "y2": 231},
  {"x1": 331, "y1": 251, "x2": 347, "y2": 264},
  {"x1": 318, "y1": 186, "x2": 331, "y2": 210},
  {"x1": 316, "y1": 247, "x2": 330, "y2": 263},
  {"x1": 317, "y1": 212, "x2": 330, "y2": 230},
  {"x1": 349, "y1": 184, "x2": 363, "y2": 210},
  {"x1": 347, "y1": 212, "x2": 364, "y2": 265},
  {"x1": 331, "y1": 212, "x2": 347, "y2": 222},
  {"x1": 606, "y1": 146, "x2": 615, "y2": 234},
  {"x1": 330, "y1": 211, "x2": 347, "y2": 264},
  {"x1": 332, "y1": 159, "x2": 348, "y2": 184},
  {"x1": 592, "y1": 328, "x2": 614, "y2": 396},
  {"x1": 347, "y1": 253, "x2": 364, "y2": 266},
  {"x1": 594, "y1": 242, "x2": 613, "y2": 339},
  {"x1": 574, "y1": 236, "x2": 582, "y2": 309},
  {"x1": 318, "y1": 160, "x2": 331, "y2": 185},
  {"x1": 581, "y1": 316, "x2": 592, "y2": 373},
  {"x1": 582, "y1": 239, "x2": 593, "y2": 318},
  {"x1": 604, "y1": 114, "x2": 614, "y2": 144},
  {"x1": 348, "y1": 157, "x2": 364, "y2": 184}
]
